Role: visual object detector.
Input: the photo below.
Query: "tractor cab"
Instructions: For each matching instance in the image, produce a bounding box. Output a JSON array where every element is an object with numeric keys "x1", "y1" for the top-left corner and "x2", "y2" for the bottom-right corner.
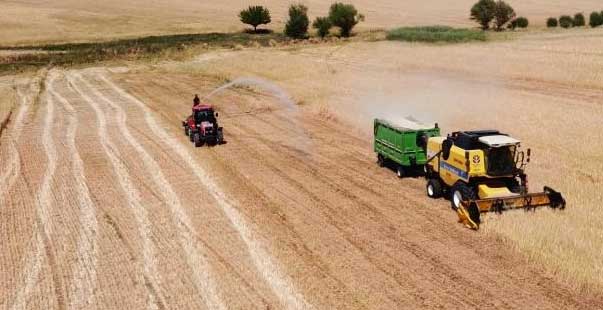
[{"x1": 192, "y1": 104, "x2": 218, "y2": 125}]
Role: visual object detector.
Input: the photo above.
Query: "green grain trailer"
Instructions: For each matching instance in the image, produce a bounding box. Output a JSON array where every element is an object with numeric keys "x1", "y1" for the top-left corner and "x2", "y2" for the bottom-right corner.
[{"x1": 374, "y1": 119, "x2": 440, "y2": 177}]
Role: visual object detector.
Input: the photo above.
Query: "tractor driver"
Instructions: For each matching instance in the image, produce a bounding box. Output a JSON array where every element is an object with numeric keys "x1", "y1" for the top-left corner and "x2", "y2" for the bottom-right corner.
[{"x1": 193, "y1": 94, "x2": 200, "y2": 107}]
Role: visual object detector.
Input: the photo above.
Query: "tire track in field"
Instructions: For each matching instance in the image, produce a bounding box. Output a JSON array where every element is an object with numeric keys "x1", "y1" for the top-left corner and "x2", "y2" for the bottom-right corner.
[
  {"x1": 66, "y1": 73, "x2": 165, "y2": 310},
  {"x1": 3, "y1": 84, "x2": 36, "y2": 309},
  {"x1": 47, "y1": 75, "x2": 99, "y2": 310},
  {"x1": 99, "y1": 72, "x2": 313, "y2": 310},
  {"x1": 9, "y1": 235, "x2": 44, "y2": 310},
  {"x1": 0, "y1": 86, "x2": 34, "y2": 202},
  {"x1": 74, "y1": 73, "x2": 226, "y2": 310},
  {"x1": 0, "y1": 110, "x2": 13, "y2": 144},
  {"x1": 11, "y1": 73, "x2": 62, "y2": 310}
]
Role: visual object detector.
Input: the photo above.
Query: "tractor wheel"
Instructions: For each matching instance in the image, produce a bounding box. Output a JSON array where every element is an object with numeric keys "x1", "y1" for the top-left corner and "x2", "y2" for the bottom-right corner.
[
  {"x1": 194, "y1": 133, "x2": 202, "y2": 147},
  {"x1": 377, "y1": 155, "x2": 385, "y2": 167},
  {"x1": 185, "y1": 127, "x2": 189, "y2": 136},
  {"x1": 396, "y1": 166, "x2": 405, "y2": 178},
  {"x1": 217, "y1": 130, "x2": 224, "y2": 145},
  {"x1": 426, "y1": 179, "x2": 443, "y2": 199},
  {"x1": 189, "y1": 131, "x2": 194, "y2": 142},
  {"x1": 450, "y1": 182, "x2": 477, "y2": 211}
]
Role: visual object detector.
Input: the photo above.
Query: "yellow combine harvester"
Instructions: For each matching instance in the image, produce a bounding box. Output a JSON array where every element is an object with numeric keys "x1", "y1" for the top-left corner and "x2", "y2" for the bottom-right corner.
[{"x1": 424, "y1": 130, "x2": 566, "y2": 230}]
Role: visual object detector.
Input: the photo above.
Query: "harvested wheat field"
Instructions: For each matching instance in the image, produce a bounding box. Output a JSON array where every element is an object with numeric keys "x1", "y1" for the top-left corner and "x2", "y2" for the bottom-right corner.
[{"x1": 1, "y1": 0, "x2": 603, "y2": 309}]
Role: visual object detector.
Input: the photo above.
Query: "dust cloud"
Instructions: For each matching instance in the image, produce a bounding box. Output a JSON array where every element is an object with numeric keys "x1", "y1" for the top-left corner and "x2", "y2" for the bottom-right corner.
[{"x1": 333, "y1": 71, "x2": 505, "y2": 137}]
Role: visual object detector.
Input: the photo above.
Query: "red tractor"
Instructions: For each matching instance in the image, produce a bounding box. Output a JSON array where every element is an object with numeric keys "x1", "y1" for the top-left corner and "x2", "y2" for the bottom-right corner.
[{"x1": 182, "y1": 104, "x2": 224, "y2": 147}]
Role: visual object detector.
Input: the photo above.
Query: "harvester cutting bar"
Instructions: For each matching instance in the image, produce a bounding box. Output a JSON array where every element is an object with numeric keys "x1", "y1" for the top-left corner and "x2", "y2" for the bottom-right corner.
[{"x1": 458, "y1": 186, "x2": 566, "y2": 230}]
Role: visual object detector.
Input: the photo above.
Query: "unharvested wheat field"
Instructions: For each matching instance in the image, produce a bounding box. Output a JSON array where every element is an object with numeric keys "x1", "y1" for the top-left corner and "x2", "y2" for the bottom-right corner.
[
  {"x1": 1, "y1": 0, "x2": 603, "y2": 309},
  {"x1": 1, "y1": 0, "x2": 603, "y2": 44}
]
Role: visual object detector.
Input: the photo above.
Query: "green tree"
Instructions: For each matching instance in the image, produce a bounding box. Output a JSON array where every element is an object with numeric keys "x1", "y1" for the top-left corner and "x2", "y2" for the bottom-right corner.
[
  {"x1": 547, "y1": 17, "x2": 558, "y2": 28},
  {"x1": 313, "y1": 17, "x2": 332, "y2": 38},
  {"x1": 239, "y1": 6, "x2": 271, "y2": 32},
  {"x1": 328, "y1": 3, "x2": 364, "y2": 37},
  {"x1": 492, "y1": 0, "x2": 515, "y2": 31},
  {"x1": 470, "y1": 0, "x2": 496, "y2": 30},
  {"x1": 559, "y1": 15, "x2": 574, "y2": 28},
  {"x1": 515, "y1": 17, "x2": 529, "y2": 28},
  {"x1": 589, "y1": 11, "x2": 603, "y2": 28},
  {"x1": 285, "y1": 4, "x2": 310, "y2": 39},
  {"x1": 508, "y1": 16, "x2": 528, "y2": 30},
  {"x1": 574, "y1": 13, "x2": 586, "y2": 26}
]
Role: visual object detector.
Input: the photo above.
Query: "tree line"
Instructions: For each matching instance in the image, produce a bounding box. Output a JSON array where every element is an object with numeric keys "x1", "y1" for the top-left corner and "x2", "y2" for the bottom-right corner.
[
  {"x1": 547, "y1": 11, "x2": 603, "y2": 28},
  {"x1": 239, "y1": 3, "x2": 364, "y2": 39}
]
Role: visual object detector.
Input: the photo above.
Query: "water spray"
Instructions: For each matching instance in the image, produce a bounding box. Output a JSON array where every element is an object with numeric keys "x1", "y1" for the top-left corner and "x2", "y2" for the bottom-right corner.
[{"x1": 205, "y1": 77, "x2": 311, "y2": 152}]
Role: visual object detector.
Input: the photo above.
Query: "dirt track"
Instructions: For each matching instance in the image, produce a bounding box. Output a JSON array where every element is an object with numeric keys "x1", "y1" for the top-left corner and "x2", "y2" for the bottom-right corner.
[{"x1": 1, "y1": 68, "x2": 601, "y2": 309}]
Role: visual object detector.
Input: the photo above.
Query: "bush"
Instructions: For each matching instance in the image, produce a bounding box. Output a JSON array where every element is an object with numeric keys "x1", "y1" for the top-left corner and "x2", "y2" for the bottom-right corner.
[
  {"x1": 493, "y1": 0, "x2": 516, "y2": 31},
  {"x1": 386, "y1": 26, "x2": 487, "y2": 43},
  {"x1": 328, "y1": 3, "x2": 364, "y2": 37},
  {"x1": 574, "y1": 13, "x2": 586, "y2": 26},
  {"x1": 559, "y1": 15, "x2": 574, "y2": 28},
  {"x1": 591, "y1": 12, "x2": 603, "y2": 27},
  {"x1": 284, "y1": 4, "x2": 310, "y2": 39},
  {"x1": 239, "y1": 6, "x2": 271, "y2": 32},
  {"x1": 515, "y1": 16, "x2": 529, "y2": 28},
  {"x1": 508, "y1": 20, "x2": 517, "y2": 30},
  {"x1": 508, "y1": 16, "x2": 528, "y2": 30},
  {"x1": 313, "y1": 17, "x2": 332, "y2": 38},
  {"x1": 470, "y1": 0, "x2": 496, "y2": 30},
  {"x1": 547, "y1": 17, "x2": 558, "y2": 28}
]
